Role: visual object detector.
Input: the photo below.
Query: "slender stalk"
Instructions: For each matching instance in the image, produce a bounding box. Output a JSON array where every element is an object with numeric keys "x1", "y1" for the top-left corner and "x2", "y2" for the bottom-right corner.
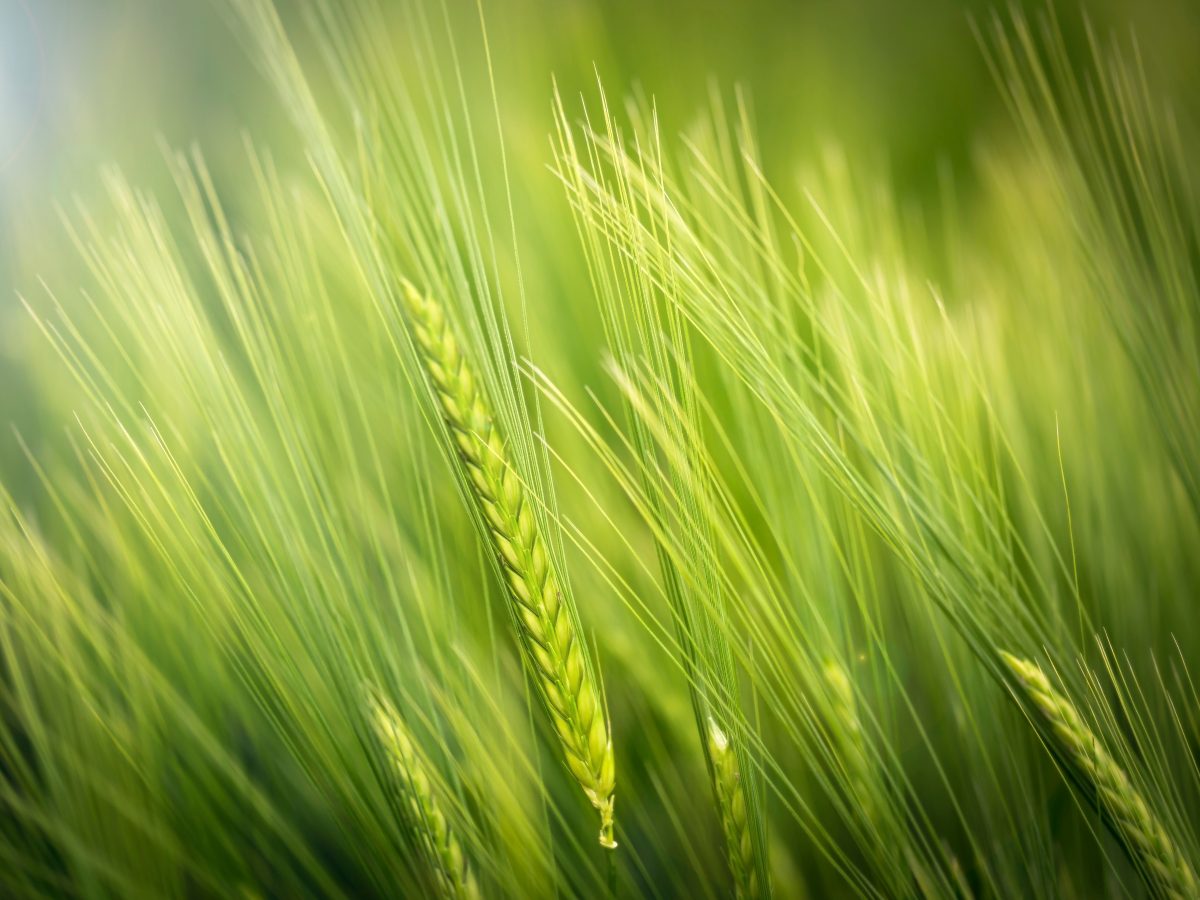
[
  {"x1": 401, "y1": 281, "x2": 617, "y2": 848},
  {"x1": 368, "y1": 692, "x2": 481, "y2": 900},
  {"x1": 1002, "y1": 652, "x2": 1198, "y2": 900}
]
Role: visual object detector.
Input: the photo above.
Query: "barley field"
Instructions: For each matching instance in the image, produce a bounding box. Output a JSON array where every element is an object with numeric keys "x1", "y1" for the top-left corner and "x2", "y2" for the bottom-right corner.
[{"x1": 1, "y1": 0, "x2": 1199, "y2": 897}]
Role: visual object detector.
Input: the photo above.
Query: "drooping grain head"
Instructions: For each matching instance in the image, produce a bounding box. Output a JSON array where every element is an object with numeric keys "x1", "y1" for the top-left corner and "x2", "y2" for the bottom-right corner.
[
  {"x1": 707, "y1": 717, "x2": 763, "y2": 899},
  {"x1": 823, "y1": 660, "x2": 876, "y2": 823},
  {"x1": 400, "y1": 281, "x2": 617, "y2": 849},
  {"x1": 367, "y1": 691, "x2": 481, "y2": 900},
  {"x1": 1001, "y1": 652, "x2": 1198, "y2": 900}
]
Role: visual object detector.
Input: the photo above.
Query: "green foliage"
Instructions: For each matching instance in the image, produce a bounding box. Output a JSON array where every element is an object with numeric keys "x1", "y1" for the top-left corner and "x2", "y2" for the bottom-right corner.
[{"x1": 1, "y1": 1, "x2": 1198, "y2": 898}]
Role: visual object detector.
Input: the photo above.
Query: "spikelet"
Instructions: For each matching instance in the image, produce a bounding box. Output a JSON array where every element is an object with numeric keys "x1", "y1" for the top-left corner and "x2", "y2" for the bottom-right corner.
[
  {"x1": 368, "y1": 693, "x2": 481, "y2": 900},
  {"x1": 400, "y1": 281, "x2": 617, "y2": 848},
  {"x1": 1002, "y1": 652, "x2": 1198, "y2": 900},
  {"x1": 823, "y1": 660, "x2": 875, "y2": 823},
  {"x1": 707, "y1": 717, "x2": 761, "y2": 899}
]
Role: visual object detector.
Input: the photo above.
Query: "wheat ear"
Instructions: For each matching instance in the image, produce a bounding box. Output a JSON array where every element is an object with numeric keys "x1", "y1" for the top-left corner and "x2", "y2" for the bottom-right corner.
[
  {"x1": 823, "y1": 661, "x2": 876, "y2": 822},
  {"x1": 1001, "y1": 652, "x2": 1198, "y2": 900},
  {"x1": 368, "y1": 692, "x2": 481, "y2": 900},
  {"x1": 400, "y1": 282, "x2": 617, "y2": 849},
  {"x1": 707, "y1": 717, "x2": 761, "y2": 899}
]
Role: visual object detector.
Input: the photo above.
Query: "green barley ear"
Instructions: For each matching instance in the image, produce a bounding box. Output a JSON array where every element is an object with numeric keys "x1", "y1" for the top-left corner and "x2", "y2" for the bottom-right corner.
[
  {"x1": 367, "y1": 691, "x2": 481, "y2": 900},
  {"x1": 399, "y1": 280, "x2": 617, "y2": 849},
  {"x1": 707, "y1": 717, "x2": 761, "y2": 899},
  {"x1": 1001, "y1": 652, "x2": 1198, "y2": 900},
  {"x1": 823, "y1": 661, "x2": 874, "y2": 822}
]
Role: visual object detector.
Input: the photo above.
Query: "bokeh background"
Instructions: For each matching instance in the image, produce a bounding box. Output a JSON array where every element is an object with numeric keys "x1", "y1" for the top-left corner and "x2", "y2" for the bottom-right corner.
[
  {"x1": 1, "y1": 3, "x2": 1199, "y2": 896},
  {"x1": 1, "y1": 0, "x2": 1197, "y2": 534},
  {"x1": 4, "y1": 0, "x2": 1200, "y2": 263},
  {"x1": 2, "y1": 0, "x2": 1199, "y2": 526}
]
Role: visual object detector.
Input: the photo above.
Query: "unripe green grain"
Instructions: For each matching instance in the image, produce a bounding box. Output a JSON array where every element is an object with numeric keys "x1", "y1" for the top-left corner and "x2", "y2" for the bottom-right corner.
[
  {"x1": 1002, "y1": 652, "x2": 1197, "y2": 900},
  {"x1": 401, "y1": 282, "x2": 617, "y2": 848},
  {"x1": 708, "y1": 717, "x2": 761, "y2": 899},
  {"x1": 368, "y1": 692, "x2": 481, "y2": 900}
]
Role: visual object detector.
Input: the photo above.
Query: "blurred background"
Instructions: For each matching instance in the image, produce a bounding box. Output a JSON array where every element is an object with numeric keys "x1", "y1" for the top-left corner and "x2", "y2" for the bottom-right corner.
[
  {"x1": 2, "y1": 0, "x2": 1199, "y2": 470},
  {"x1": 1, "y1": 3, "x2": 1199, "y2": 896}
]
